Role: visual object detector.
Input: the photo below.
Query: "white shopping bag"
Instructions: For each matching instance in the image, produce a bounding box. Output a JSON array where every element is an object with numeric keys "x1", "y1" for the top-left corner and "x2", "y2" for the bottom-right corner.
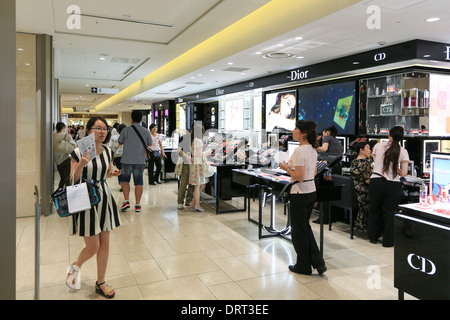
[{"x1": 66, "y1": 182, "x2": 91, "y2": 214}]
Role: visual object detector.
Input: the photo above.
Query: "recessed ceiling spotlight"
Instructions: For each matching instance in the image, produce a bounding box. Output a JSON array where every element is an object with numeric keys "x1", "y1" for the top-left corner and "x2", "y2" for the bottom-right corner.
[
  {"x1": 295, "y1": 36, "x2": 303, "y2": 40},
  {"x1": 277, "y1": 43, "x2": 285, "y2": 47},
  {"x1": 296, "y1": 56, "x2": 305, "y2": 59},
  {"x1": 426, "y1": 17, "x2": 440, "y2": 22},
  {"x1": 210, "y1": 69, "x2": 215, "y2": 72},
  {"x1": 227, "y1": 62, "x2": 233, "y2": 65},
  {"x1": 255, "y1": 51, "x2": 262, "y2": 55},
  {"x1": 353, "y1": 61, "x2": 360, "y2": 65},
  {"x1": 263, "y1": 52, "x2": 295, "y2": 59},
  {"x1": 18, "y1": 48, "x2": 24, "y2": 51},
  {"x1": 100, "y1": 57, "x2": 106, "y2": 61}
]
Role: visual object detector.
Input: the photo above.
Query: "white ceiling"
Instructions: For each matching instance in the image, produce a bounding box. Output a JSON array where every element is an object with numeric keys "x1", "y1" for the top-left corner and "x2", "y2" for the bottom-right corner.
[{"x1": 16, "y1": 0, "x2": 450, "y2": 113}]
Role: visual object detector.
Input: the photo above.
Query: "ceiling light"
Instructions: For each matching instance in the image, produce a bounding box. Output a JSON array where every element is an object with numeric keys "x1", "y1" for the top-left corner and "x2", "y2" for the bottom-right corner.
[
  {"x1": 353, "y1": 61, "x2": 360, "y2": 65},
  {"x1": 25, "y1": 63, "x2": 31, "y2": 66},
  {"x1": 100, "y1": 57, "x2": 106, "y2": 61},
  {"x1": 210, "y1": 69, "x2": 215, "y2": 72},
  {"x1": 295, "y1": 37, "x2": 303, "y2": 40},
  {"x1": 255, "y1": 51, "x2": 262, "y2": 55},
  {"x1": 263, "y1": 52, "x2": 295, "y2": 59},
  {"x1": 18, "y1": 48, "x2": 24, "y2": 51},
  {"x1": 426, "y1": 17, "x2": 440, "y2": 22},
  {"x1": 227, "y1": 62, "x2": 233, "y2": 65},
  {"x1": 277, "y1": 43, "x2": 285, "y2": 47},
  {"x1": 423, "y1": 54, "x2": 431, "y2": 58},
  {"x1": 296, "y1": 56, "x2": 305, "y2": 59}
]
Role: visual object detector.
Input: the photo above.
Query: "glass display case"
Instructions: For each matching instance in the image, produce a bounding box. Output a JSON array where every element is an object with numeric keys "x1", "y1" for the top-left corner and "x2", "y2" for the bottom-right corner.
[{"x1": 360, "y1": 72, "x2": 430, "y2": 136}]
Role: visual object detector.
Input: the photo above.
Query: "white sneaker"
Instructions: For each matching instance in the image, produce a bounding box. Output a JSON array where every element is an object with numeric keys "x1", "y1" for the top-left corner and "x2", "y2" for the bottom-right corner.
[{"x1": 177, "y1": 204, "x2": 184, "y2": 210}]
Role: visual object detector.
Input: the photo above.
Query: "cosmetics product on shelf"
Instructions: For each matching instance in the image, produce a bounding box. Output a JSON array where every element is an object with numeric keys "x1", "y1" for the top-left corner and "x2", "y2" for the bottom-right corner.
[
  {"x1": 402, "y1": 89, "x2": 410, "y2": 107},
  {"x1": 410, "y1": 88, "x2": 419, "y2": 107}
]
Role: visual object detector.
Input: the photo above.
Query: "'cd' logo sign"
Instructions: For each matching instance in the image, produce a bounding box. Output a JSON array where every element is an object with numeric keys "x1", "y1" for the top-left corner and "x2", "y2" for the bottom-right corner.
[
  {"x1": 374, "y1": 52, "x2": 387, "y2": 62},
  {"x1": 407, "y1": 254, "x2": 436, "y2": 275}
]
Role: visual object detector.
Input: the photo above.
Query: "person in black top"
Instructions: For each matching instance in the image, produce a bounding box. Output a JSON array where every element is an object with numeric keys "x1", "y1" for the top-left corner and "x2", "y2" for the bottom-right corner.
[{"x1": 316, "y1": 125, "x2": 343, "y2": 174}]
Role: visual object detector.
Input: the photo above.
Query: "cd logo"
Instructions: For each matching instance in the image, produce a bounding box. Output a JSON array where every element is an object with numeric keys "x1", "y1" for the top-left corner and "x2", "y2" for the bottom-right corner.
[
  {"x1": 374, "y1": 53, "x2": 387, "y2": 61},
  {"x1": 407, "y1": 254, "x2": 436, "y2": 275}
]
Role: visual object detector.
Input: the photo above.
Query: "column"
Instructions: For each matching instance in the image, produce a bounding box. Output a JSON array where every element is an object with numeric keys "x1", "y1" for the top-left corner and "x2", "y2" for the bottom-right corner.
[{"x1": 0, "y1": 0, "x2": 17, "y2": 300}]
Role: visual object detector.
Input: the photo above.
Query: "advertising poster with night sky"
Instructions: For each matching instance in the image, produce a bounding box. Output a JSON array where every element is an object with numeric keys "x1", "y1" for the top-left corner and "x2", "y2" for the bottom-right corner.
[{"x1": 297, "y1": 81, "x2": 356, "y2": 135}]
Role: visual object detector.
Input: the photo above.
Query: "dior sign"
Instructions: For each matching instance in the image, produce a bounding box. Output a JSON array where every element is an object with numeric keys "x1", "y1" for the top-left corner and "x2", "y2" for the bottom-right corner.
[
  {"x1": 290, "y1": 70, "x2": 309, "y2": 81},
  {"x1": 407, "y1": 254, "x2": 437, "y2": 275}
]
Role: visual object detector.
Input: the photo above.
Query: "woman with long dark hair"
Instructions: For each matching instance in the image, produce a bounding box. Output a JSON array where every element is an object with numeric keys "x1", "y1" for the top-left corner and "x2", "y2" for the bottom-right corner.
[
  {"x1": 368, "y1": 126, "x2": 409, "y2": 247},
  {"x1": 66, "y1": 116, "x2": 122, "y2": 298},
  {"x1": 279, "y1": 120, "x2": 327, "y2": 275}
]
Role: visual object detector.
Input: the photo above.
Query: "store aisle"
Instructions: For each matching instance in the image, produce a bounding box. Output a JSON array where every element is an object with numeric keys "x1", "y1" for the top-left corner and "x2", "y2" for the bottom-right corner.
[{"x1": 15, "y1": 177, "x2": 415, "y2": 300}]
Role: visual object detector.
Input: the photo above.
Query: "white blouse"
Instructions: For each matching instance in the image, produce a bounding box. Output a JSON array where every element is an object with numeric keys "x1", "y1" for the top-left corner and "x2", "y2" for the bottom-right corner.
[{"x1": 288, "y1": 144, "x2": 317, "y2": 194}]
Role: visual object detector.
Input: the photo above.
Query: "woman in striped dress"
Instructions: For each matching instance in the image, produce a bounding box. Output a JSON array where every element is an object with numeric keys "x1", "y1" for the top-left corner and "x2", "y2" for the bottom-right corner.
[{"x1": 65, "y1": 116, "x2": 122, "y2": 299}]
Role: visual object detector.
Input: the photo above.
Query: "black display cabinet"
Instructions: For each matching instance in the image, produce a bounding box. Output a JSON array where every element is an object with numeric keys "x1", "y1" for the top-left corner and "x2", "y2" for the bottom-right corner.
[
  {"x1": 152, "y1": 100, "x2": 176, "y2": 136},
  {"x1": 394, "y1": 205, "x2": 450, "y2": 300}
]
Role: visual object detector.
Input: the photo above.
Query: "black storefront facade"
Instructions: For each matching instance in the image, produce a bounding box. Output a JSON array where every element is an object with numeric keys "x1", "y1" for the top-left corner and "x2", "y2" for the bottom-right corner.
[{"x1": 176, "y1": 39, "x2": 450, "y2": 300}]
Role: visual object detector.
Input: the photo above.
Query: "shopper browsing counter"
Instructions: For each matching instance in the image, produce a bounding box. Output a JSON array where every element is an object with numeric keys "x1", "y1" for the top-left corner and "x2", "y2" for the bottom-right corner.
[{"x1": 368, "y1": 126, "x2": 409, "y2": 247}]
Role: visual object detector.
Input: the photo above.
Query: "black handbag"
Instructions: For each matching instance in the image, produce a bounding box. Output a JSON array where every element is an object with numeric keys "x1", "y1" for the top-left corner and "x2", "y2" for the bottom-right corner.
[
  {"x1": 51, "y1": 176, "x2": 101, "y2": 217},
  {"x1": 131, "y1": 125, "x2": 154, "y2": 160}
]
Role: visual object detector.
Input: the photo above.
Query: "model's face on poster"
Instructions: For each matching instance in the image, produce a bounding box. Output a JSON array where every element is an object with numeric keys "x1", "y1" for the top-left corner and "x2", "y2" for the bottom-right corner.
[{"x1": 280, "y1": 94, "x2": 295, "y2": 117}]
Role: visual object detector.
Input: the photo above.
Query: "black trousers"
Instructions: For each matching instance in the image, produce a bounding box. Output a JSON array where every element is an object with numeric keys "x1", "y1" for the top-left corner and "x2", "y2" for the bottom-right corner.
[
  {"x1": 57, "y1": 157, "x2": 71, "y2": 188},
  {"x1": 368, "y1": 178, "x2": 403, "y2": 247},
  {"x1": 289, "y1": 192, "x2": 324, "y2": 274},
  {"x1": 148, "y1": 156, "x2": 162, "y2": 184}
]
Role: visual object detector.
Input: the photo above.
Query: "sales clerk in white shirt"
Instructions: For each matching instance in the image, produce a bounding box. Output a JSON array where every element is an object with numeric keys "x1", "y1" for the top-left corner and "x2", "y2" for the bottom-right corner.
[{"x1": 279, "y1": 120, "x2": 327, "y2": 276}]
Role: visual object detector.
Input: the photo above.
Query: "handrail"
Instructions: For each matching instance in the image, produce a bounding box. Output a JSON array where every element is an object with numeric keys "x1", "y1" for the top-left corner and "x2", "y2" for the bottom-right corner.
[{"x1": 34, "y1": 186, "x2": 40, "y2": 300}]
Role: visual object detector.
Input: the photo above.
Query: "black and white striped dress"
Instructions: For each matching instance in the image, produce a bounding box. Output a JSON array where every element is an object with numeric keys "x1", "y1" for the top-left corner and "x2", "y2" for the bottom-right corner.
[{"x1": 69, "y1": 146, "x2": 121, "y2": 236}]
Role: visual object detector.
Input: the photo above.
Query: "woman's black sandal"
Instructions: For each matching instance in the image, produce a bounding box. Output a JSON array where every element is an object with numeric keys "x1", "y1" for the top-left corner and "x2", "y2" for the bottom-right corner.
[{"x1": 95, "y1": 281, "x2": 115, "y2": 299}]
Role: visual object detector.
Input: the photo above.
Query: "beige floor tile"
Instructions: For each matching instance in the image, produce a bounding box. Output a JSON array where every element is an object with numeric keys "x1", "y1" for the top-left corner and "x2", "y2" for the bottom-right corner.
[
  {"x1": 128, "y1": 259, "x2": 167, "y2": 284},
  {"x1": 213, "y1": 256, "x2": 258, "y2": 281},
  {"x1": 144, "y1": 239, "x2": 178, "y2": 258},
  {"x1": 156, "y1": 252, "x2": 220, "y2": 279},
  {"x1": 197, "y1": 270, "x2": 233, "y2": 287},
  {"x1": 139, "y1": 275, "x2": 216, "y2": 300},
  {"x1": 166, "y1": 235, "x2": 222, "y2": 254},
  {"x1": 304, "y1": 278, "x2": 361, "y2": 300},
  {"x1": 236, "y1": 273, "x2": 321, "y2": 300},
  {"x1": 208, "y1": 282, "x2": 252, "y2": 300}
]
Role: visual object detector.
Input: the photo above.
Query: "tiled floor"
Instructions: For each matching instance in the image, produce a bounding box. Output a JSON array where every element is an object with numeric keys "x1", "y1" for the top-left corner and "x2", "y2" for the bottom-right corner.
[{"x1": 16, "y1": 175, "x2": 415, "y2": 300}]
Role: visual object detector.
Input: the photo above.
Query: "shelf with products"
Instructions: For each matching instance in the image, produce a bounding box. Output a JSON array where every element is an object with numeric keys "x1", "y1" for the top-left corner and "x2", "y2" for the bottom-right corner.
[{"x1": 360, "y1": 72, "x2": 431, "y2": 136}]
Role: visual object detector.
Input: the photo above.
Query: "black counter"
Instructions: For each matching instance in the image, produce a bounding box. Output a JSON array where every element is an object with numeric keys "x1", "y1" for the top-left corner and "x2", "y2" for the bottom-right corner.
[{"x1": 394, "y1": 204, "x2": 450, "y2": 300}]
